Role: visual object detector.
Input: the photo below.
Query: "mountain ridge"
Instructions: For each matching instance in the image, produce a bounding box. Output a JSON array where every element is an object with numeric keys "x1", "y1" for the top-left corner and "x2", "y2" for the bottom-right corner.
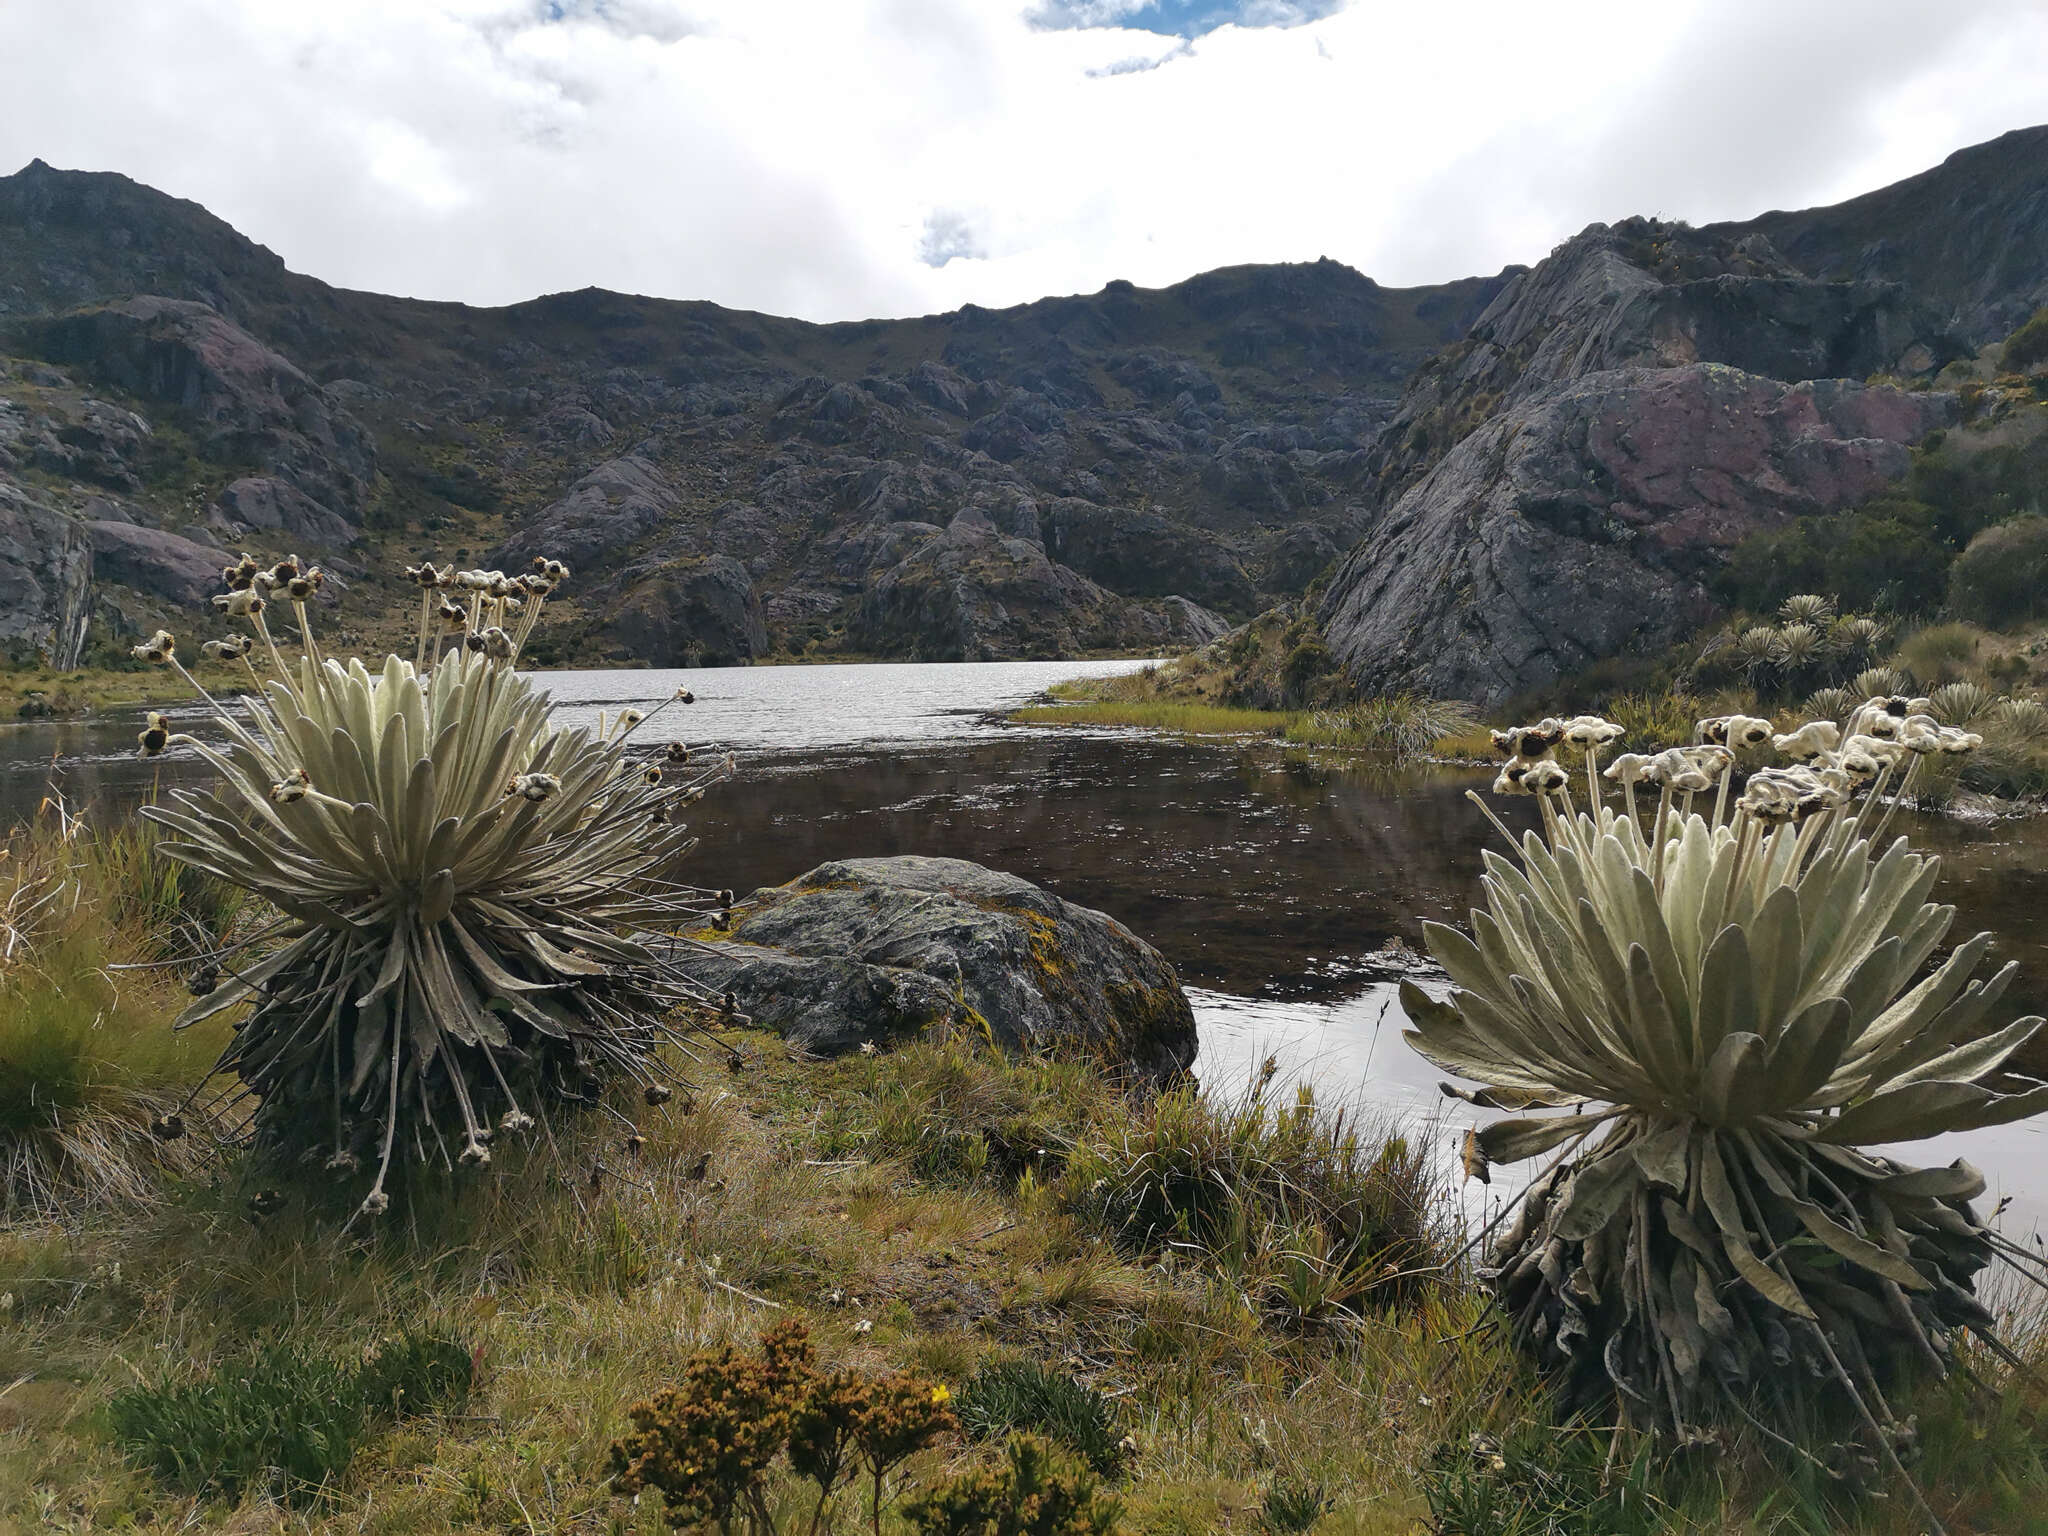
[{"x1": 1, "y1": 128, "x2": 2043, "y2": 689}]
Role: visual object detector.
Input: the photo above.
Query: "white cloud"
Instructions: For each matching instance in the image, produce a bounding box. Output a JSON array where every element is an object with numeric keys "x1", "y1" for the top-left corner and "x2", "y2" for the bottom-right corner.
[{"x1": 0, "y1": 0, "x2": 2043, "y2": 322}]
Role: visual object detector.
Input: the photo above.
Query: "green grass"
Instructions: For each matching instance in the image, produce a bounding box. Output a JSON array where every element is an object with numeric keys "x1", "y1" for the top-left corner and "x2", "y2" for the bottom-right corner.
[
  {"x1": 955, "y1": 1359, "x2": 1125, "y2": 1475},
  {"x1": 1013, "y1": 699, "x2": 1291, "y2": 735},
  {"x1": 1016, "y1": 677, "x2": 1477, "y2": 757},
  {"x1": 0, "y1": 815, "x2": 234, "y2": 1214},
  {"x1": 3, "y1": 905, "x2": 2048, "y2": 1531}
]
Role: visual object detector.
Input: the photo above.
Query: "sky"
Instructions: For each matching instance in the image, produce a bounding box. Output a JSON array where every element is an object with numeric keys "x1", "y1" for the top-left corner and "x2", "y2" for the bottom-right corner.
[{"x1": 2, "y1": 1, "x2": 2046, "y2": 323}]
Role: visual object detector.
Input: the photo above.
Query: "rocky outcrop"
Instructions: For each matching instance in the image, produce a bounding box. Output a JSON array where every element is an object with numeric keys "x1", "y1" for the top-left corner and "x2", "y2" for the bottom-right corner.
[
  {"x1": 679, "y1": 856, "x2": 1196, "y2": 1083},
  {"x1": 216, "y1": 475, "x2": 355, "y2": 546},
  {"x1": 1319, "y1": 366, "x2": 1958, "y2": 706},
  {"x1": 86, "y1": 518, "x2": 222, "y2": 607},
  {"x1": 5, "y1": 132, "x2": 2047, "y2": 671},
  {"x1": 0, "y1": 480, "x2": 90, "y2": 666},
  {"x1": 491, "y1": 454, "x2": 676, "y2": 573},
  {"x1": 13, "y1": 296, "x2": 374, "y2": 533},
  {"x1": 1725, "y1": 124, "x2": 2048, "y2": 347},
  {"x1": 604, "y1": 553, "x2": 768, "y2": 666},
  {"x1": 1312, "y1": 209, "x2": 1982, "y2": 706},
  {"x1": 1359, "y1": 220, "x2": 1957, "y2": 513},
  {"x1": 847, "y1": 505, "x2": 1208, "y2": 661},
  {"x1": 1040, "y1": 499, "x2": 1257, "y2": 614}
]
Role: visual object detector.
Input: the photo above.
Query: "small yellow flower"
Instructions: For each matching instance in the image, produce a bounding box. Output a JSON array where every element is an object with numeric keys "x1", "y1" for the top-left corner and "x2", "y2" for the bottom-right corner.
[{"x1": 929, "y1": 1384, "x2": 951, "y2": 1406}]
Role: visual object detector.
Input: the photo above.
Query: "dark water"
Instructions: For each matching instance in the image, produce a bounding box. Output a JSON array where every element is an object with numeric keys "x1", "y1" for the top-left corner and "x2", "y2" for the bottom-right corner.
[{"x1": 8, "y1": 662, "x2": 2048, "y2": 1224}]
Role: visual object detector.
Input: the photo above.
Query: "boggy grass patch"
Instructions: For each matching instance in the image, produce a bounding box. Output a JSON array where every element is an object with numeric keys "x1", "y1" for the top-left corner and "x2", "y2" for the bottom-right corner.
[
  {"x1": 9, "y1": 1028, "x2": 2048, "y2": 1534},
  {"x1": 0, "y1": 815, "x2": 234, "y2": 1216},
  {"x1": 803, "y1": 1034, "x2": 1113, "y2": 1186},
  {"x1": 1064, "y1": 1075, "x2": 1454, "y2": 1326},
  {"x1": 106, "y1": 1331, "x2": 473, "y2": 1505}
]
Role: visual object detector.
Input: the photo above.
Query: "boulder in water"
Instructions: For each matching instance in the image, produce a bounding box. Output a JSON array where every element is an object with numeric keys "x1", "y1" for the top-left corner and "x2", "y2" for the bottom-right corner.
[{"x1": 679, "y1": 856, "x2": 1196, "y2": 1084}]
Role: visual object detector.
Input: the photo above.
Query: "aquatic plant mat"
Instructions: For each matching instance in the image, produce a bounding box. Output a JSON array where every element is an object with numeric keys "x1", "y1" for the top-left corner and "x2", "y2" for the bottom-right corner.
[{"x1": 8, "y1": 1033, "x2": 2048, "y2": 1532}]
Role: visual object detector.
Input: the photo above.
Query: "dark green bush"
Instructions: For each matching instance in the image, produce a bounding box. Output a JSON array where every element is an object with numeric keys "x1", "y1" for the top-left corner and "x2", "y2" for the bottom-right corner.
[
  {"x1": 108, "y1": 1331, "x2": 476, "y2": 1503},
  {"x1": 356, "y1": 1330, "x2": 476, "y2": 1419},
  {"x1": 955, "y1": 1359, "x2": 1124, "y2": 1475},
  {"x1": 107, "y1": 1344, "x2": 369, "y2": 1503},
  {"x1": 1949, "y1": 515, "x2": 2048, "y2": 628},
  {"x1": 2006, "y1": 307, "x2": 2048, "y2": 372}
]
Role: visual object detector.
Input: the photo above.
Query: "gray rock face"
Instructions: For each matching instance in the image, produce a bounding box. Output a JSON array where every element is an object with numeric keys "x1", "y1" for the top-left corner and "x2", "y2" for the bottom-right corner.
[
  {"x1": 0, "y1": 481, "x2": 91, "y2": 666},
  {"x1": 1041, "y1": 499, "x2": 1256, "y2": 613},
  {"x1": 87, "y1": 518, "x2": 223, "y2": 607},
  {"x1": 492, "y1": 454, "x2": 676, "y2": 573},
  {"x1": 1360, "y1": 220, "x2": 1956, "y2": 513},
  {"x1": 1724, "y1": 124, "x2": 2048, "y2": 347},
  {"x1": 680, "y1": 856, "x2": 1196, "y2": 1083},
  {"x1": 604, "y1": 553, "x2": 768, "y2": 666},
  {"x1": 216, "y1": 474, "x2": 355, "y2": 546},
  {"x1": 16, "y1": 296, "x2": 374, "y2": 530},
  {"x1": 1319, "y1": 366, "x2": 1958, "y2": 707},
  {"x1": 1313, "y1": 214, "x2": 1977, "y2": 707},
  {"x1": 848, "y1": 507, "x2": 1122, "y2": 661}
]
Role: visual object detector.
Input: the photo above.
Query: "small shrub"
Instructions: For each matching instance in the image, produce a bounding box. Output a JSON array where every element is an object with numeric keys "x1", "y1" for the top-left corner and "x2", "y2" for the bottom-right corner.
[
  {"x1": 1949, "y1": 515, "x2": 2048, "y2": 628},
  {"x1": 2005, "y1": 306, "x2": 2048, "y2": 372},
  {"x1": 610, "y1": 1320, "x2": 955, "y2": 1533},
  {"x1": 904, "y1": 1434, "x2": 1123, "y2": 1536},
  {"x1": 1897, "y1": 622, "x2": 1982, "y2": 686},
  {"x1": 108, "y1": 1344, "x2": 370, "y2": 1503},
  {"x1": 955, "y1": 1359, "x2": 1123, "y2": 1475},
  {"x1": 1065, "y1": 1078, "x2": 1447, "y2": 1323},
  {"x1": 1258, "y1": 1475, "x2": 1333, "y2": 1533},
  {"x1": 357, "y1": 1330, "x2": 475, "y2": 1419}
]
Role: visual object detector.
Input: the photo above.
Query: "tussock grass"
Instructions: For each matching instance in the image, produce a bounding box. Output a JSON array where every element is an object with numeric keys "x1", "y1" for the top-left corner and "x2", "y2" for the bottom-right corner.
[
  {"x1": 4, "y1": 1016, "x2": 2046, "y2": 1531},
  {"x1": 1066, "y1": 1074, "x2": 1452, "y2": 1326},
  {"x1": 0, "y1": 814, "x2": 234, "y2": 1216},
  {"x1": 1013, "y1": 699, "x2": 1290, "y2": 736},
  {"x1": 1018, "y1": 676, "x2": 1478, "y2": 758},
  {"x1": 1283, "y1": 695, "x2": 1479, "y2": 755}
]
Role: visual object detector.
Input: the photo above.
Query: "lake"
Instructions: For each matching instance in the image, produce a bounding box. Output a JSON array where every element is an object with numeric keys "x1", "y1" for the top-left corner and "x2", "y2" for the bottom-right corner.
[{"x1": 8, "y1": 657, "x2": 2048, "y2": 1229}]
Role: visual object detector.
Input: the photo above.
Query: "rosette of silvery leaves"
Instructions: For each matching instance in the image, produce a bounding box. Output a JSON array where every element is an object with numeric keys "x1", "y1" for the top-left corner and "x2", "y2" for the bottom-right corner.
[
  {"x1": 1405, "y1": 702, "x2": 2042, "y2": 1500},
  {"x1": 133, "y1": 554, "x2": 737, "y2": 1217}
]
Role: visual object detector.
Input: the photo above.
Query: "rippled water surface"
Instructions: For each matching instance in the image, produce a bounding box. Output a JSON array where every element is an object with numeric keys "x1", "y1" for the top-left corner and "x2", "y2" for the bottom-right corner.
[{"x1": 8, "y1": 660, "x2": 2048, "y2": 1228}]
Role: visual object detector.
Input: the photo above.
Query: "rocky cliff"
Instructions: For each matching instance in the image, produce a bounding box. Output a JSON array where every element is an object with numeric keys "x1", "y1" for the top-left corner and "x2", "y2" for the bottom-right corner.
[
  {"x1": 0, "y1": 157, "x2": 1510, "y2": 666},
  {"x1": 1317, "y1": 129, "x2": 2048, "y2": 706},
  {"x1": 3, "y1": 126, "x2": 2045, "y2": 685}
]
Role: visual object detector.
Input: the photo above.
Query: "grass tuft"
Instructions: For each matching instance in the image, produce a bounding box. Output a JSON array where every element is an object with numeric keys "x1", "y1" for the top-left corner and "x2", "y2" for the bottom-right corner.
[{"x1": 956, "y1": 1358, "x2": 1125, "y2": 1475}]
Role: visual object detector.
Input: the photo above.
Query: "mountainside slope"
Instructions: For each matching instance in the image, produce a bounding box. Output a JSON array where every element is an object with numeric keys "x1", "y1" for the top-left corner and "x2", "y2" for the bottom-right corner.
[
  {"x1": 1316, "y1": 127, "x2": 2048, "y2": 707},
  {"x1": 0, "y1": 157, "x2": 1511, "y2": 666},
  {"x1": 2, "y1": 126, "x2": 2045, "y2": 687}
]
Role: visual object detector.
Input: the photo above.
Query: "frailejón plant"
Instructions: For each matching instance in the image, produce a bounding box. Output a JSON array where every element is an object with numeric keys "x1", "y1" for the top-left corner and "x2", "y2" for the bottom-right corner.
[
  {"x1": 136, "y1": 554, "x2": 732, "y2": 1216},
  {"x1": 1407, "y1": 700, "x2": 2046, "y2": 1510}
]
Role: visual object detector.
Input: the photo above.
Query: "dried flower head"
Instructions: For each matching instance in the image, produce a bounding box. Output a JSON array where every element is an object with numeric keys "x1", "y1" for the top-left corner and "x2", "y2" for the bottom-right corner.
[{"x1": 132, "y1": 630, "x2": 176, "y2": 664}]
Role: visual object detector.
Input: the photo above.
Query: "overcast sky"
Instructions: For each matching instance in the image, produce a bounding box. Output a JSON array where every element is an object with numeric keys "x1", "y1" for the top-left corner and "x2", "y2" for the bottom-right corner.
[{"x1": 4, "y1": 1, "x2": 2046, "y2": 322}]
